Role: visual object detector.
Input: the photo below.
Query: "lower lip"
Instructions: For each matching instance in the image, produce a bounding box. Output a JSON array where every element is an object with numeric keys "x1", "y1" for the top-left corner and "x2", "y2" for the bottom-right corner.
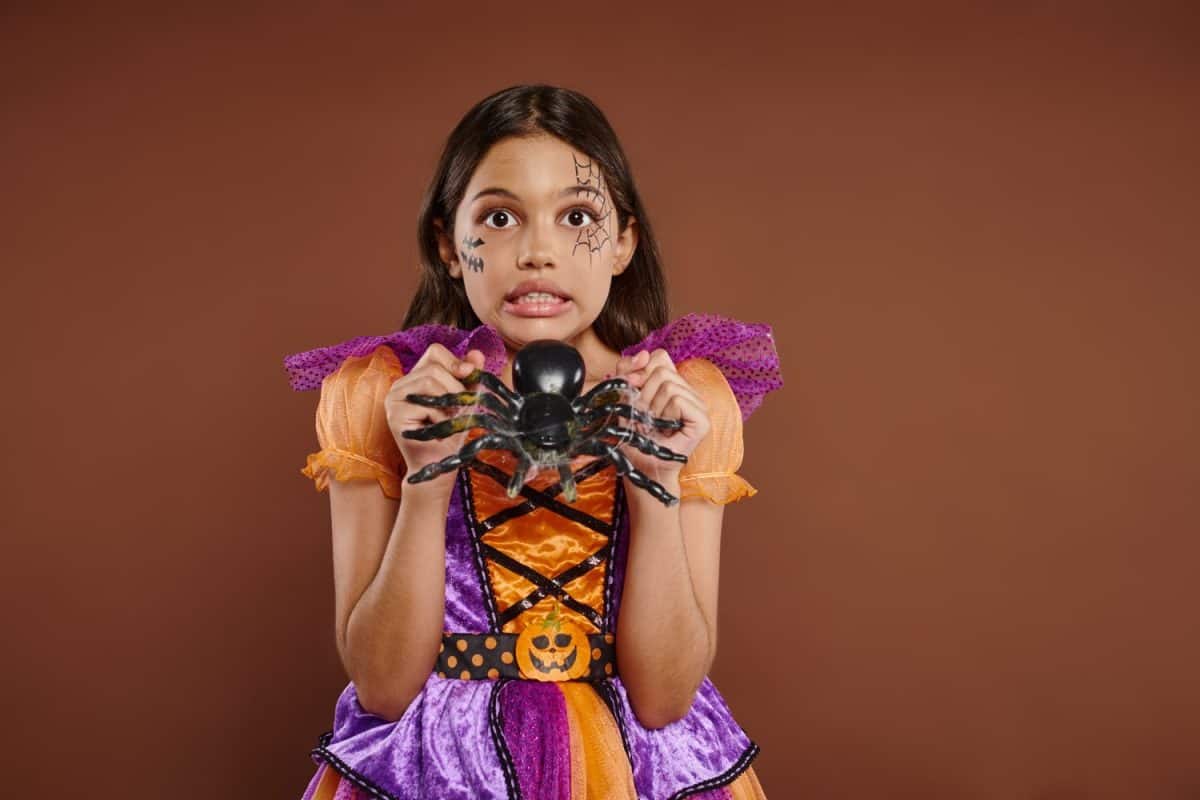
[{"x1": 503, "y1": 296, "x2": 573, "y2": 317}]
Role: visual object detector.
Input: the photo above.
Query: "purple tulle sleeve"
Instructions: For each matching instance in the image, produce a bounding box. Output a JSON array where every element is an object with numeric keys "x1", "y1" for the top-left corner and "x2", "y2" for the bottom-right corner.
[
  {"x1": 621, "y1": 312, "x2": 783, "y2": 420},
  {"x1": 283, "y1": 323, "x2": 509, "y2": 391}
]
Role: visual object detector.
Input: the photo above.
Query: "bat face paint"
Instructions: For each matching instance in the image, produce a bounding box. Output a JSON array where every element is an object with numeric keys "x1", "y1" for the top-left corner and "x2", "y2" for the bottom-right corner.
[
  {"x1": 448, "y1": 133, "x2": 636, "y2": 363},
  {"x1": 460, "y1": 233, "x2": 485, "y2": 272}
]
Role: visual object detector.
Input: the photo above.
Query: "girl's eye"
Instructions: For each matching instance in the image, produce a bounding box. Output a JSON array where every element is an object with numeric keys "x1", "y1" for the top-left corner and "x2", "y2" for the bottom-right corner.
[
  {"x1": 478, "y1": 207, "x2": 601, "y2": 230},
  {"x1": 563, "y1": 207, "x2": 600, "y2": 228},
  {"x1": 482, "y1": 209, "x2": 516, "y2": 229}
]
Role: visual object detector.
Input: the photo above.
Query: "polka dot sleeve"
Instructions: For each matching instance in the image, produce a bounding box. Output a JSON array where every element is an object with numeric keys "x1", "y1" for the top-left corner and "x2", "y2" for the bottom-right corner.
[
  {"x1": 300, "y1": 344, "x2": 407, "y2": 500},
  {"x1": 676, "y1": 357, "x2": 757, "y2": 505}
]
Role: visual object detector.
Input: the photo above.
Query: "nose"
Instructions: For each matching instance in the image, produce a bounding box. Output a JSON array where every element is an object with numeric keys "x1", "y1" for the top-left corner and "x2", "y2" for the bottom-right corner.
[{"x1": 517, "y1": 216, "x2": 556, "y2": 270}]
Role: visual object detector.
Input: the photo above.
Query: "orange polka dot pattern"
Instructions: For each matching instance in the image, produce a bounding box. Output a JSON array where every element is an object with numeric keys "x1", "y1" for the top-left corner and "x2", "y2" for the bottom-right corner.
[{"x1": 435, "y1": 632, "x2": 616, "y2": 681}]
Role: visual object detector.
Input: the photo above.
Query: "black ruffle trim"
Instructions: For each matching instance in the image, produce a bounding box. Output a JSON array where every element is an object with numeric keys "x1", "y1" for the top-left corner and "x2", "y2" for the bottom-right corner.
[
  {"x1": 672, "y1": 740, "x2": 761, "y2": 799},
  {"x1": 310, "y1": 731, "x2": 397, "y2": 800}
]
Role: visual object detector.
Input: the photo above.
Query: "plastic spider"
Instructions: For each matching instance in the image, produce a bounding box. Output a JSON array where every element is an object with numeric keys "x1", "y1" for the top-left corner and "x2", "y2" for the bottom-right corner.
[{"x1": 402, "y1": 340, "x2": 688, "y2": 506}]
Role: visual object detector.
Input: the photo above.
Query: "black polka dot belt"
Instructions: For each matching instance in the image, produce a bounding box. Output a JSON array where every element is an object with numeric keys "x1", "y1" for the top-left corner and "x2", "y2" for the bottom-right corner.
[{"x1": 436, "y1": 629, "x2": 617, "y2": 682}]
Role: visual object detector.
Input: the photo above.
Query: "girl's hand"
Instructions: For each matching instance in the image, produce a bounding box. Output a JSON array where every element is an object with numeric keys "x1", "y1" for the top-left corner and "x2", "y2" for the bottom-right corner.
[
  {"x1": 385, "y1": 344, "x2": 487, "y2": 493},
  {"x1": 612, "y1": 349, "x2": 711, "y2": 482}
]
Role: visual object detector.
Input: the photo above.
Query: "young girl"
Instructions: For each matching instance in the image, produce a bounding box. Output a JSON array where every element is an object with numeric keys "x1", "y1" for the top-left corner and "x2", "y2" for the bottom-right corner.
[{"x1": 284, "y1": 84, "x2": 783, "y2": 800}]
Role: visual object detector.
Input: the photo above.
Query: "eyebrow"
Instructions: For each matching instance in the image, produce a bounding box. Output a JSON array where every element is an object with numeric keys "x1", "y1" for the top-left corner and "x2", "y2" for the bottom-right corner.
[{"x1": 469, "y1": 185, "x2": 603, "y2": 204}]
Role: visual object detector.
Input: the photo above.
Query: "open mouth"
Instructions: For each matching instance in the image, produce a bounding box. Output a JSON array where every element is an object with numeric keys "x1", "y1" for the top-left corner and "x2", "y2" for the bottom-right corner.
[{"x1": 503, "y1": 291, "x2": 573, "y2": 317}]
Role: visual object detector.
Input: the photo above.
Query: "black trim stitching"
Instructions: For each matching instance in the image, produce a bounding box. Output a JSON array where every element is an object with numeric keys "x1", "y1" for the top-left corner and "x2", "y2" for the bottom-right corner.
[
  {"x1": 309, "y1": 742, "x2": 398, "y2": 800},
  {"x1": 670, "y1": 742, "x2": 761, "y2": 800},
  {"x1": 488, "y1": 678, "x2": 524, "y2": 800},
  {"x1": 593, "y1": 680, "x2": 636, "y2": 768},
  {"x1": 602, "y1": 479, "x2": 626, "y2": 633},
  {"x1": 460, "y1": 466, "x2": 501, "y2": 631}
]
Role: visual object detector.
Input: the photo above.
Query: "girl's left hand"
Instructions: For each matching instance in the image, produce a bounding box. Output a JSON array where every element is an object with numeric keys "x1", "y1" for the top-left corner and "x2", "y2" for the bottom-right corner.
[{"x1": 611, "y1": 349, "x2": 711, "y2": 481}]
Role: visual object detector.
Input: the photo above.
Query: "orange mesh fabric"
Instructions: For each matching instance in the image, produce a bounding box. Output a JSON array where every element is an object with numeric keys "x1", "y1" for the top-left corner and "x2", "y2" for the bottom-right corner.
[
  {"x1": 727, "y1": 765, "x2": 769, "y2": 799},
  {"x1": 558, "y1": 682, "x2": 639, "y2": 799},
  {"x1": 676, "y1": 357, "x2": 757, "y2": 504},
  {"x1": 301, "y1": 344, "x2": 407, "y2": 500}
]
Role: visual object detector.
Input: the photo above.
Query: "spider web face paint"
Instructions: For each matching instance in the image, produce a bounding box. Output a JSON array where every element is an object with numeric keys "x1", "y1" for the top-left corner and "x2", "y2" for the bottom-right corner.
[
  {"x1": 460, "y1": 233, "x2": 485, "y2": 273},
  {"x1": 570, "y1": 154, "x2": 613, "y2": 263}
]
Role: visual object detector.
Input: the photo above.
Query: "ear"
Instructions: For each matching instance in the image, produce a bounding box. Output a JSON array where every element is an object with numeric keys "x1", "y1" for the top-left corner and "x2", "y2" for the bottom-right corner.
[
  {"x1": 433, "y1": 217, "x2": 463, "y2": 279},
  {"x1": 613, "y1": 216, "x2": 638, "y2": 276}
]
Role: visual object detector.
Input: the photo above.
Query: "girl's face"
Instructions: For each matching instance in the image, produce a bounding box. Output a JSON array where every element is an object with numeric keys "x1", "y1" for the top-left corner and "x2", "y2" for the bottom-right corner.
[{"x1": 437, "y1": 134, "x2": 638, "y2": 361}]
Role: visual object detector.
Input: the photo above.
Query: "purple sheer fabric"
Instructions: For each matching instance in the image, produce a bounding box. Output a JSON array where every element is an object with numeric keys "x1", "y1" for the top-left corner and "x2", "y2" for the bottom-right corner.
[
  {"x1": 286, "y1": 314, "x2": 781, "y2": 799},
  {"x1": 284, "y1": 323, "x2": 509, "y2": 392},
  {"x1": 283, "y1": 312, "x2": 784, "y2": 422},
  {"x1": 621, "y1": 312, "x2": 783, "y2": 421}
]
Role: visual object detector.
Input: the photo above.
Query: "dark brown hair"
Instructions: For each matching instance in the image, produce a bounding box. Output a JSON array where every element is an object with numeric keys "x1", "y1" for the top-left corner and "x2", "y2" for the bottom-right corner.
[{"x1": 402, "y1": 84, "x2": 669, "y2": 350}]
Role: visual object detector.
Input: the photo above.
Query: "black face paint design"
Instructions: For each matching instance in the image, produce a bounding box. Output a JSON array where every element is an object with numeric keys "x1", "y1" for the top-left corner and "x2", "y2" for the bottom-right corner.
[
  {"x1": 460, "y1": 233, "x2": 485, "y2": 273},
  {"x1": 570, "y1": 155, "x2": 612, "y2": 263}
]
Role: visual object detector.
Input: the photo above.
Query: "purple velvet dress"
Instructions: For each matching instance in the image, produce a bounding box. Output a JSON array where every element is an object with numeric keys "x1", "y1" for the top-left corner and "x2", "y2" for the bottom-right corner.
[{"x1": 284, "y1": 313, "x2": 783, "y2": 800}]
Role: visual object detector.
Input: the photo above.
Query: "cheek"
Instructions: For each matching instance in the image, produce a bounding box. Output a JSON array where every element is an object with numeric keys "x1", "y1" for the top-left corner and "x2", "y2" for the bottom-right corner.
[
  {"x1": 574, "y1": 270, "x2": 614, "y2": 310},
  {"x1": 460, "y1": 275, "x2": 504, "y2": 319}
]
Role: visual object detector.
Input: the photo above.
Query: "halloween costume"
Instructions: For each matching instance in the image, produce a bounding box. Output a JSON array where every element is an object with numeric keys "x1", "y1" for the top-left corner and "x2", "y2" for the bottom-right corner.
[{"x1": 283, "y1": 313, "x2": 783, "y2": 800}]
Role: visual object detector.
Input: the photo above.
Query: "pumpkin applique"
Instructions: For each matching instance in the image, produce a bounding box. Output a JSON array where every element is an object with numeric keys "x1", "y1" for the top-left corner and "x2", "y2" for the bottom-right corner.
[{"x1": 515, "y1": 600, "x2": 592, "y2": 681}]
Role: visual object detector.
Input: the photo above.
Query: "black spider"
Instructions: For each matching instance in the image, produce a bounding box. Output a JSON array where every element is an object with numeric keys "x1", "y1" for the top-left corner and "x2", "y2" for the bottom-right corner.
[{"x1": 401, "y1": 340, "x2": 687, "y2": 506}]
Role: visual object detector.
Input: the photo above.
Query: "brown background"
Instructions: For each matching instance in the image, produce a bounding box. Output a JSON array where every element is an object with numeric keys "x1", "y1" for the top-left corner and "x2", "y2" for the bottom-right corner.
[{"x1": 3, "y1": 3, "x2": 1198, "y2": 798}]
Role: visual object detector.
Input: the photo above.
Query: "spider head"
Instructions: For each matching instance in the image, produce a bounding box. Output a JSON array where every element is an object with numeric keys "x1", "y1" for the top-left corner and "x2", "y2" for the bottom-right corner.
[{"x1": 513, "y1": 340, "x2": 584, "y2": 399}]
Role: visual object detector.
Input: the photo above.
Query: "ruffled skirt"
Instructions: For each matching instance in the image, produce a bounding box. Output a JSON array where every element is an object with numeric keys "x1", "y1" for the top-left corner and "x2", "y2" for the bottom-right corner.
[{"x1": 299, "y1": 676, "x2": 766, "y2": 800}]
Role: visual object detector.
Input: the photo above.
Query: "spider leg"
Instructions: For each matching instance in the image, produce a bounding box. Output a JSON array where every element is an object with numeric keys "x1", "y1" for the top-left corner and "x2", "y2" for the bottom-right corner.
[
  {"x1": 401, "y1": 412, "x2": 508, "y2": 442},
  {"x1": 574, "y1": 378, "x2": 630, "y2": 409},
  {"x1": 464, "y1": 369, "x2": 523, "y2": 409},
  {"x1": 558, "y1": 463, "x2": 577, "y2": 504},
  {"x1": 599, "y1": 425, "x2": 688, "y2": 463},
  {"x1": 406, "y1": 390, "x2": 478, "y2": 409},
  {"x1": 581, "y1": 403, "x2": 684, "y2": 431},
  {"x1": 407, "y1": 390, "x2": 513, "y2": 420},
  {"x1": 405, "y1": 432, "x2": 518, "y2": 483},
  {"x1": 505, "y1": 447, "x2": 535, "y2": 499},
  {"x1": 574, "y1": 440, "x2": 678, "y2": 507}
]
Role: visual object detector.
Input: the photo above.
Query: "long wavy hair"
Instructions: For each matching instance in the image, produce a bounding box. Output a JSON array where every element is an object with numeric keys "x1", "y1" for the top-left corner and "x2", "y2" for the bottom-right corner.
[{"x1": 401, "y1": 84, "x2": 669, "y2": 350}]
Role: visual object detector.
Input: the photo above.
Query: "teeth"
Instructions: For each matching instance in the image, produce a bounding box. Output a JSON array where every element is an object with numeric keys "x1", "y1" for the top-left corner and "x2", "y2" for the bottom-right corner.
[{"x1": 514, "y1": 292, "x2": 563, "y2": 303}]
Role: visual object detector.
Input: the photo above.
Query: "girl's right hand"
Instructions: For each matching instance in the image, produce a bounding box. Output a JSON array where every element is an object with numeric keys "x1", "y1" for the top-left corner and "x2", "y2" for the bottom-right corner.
[{"x1": 385, "y1": 344, "x2": 487, "y2": 495}]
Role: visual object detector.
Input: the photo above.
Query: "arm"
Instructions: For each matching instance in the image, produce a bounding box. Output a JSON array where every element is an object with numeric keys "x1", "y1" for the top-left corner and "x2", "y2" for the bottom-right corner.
[
  {"x1": 611, "y1": 349, "x2": 731, "y2": 729},
  {"x1": 331, "y1": 476, "x2": 452, "y2": 722},
  {"x1": 310, "y1": 343, "x2": 485, "y2": 722},
  {"x1": 615, "y1": 485, "x2": 724, "y2": 729}
]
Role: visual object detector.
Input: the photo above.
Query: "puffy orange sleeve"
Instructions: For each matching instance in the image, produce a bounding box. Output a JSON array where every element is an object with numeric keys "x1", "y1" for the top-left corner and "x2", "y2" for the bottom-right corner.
[
  {"x1": 300, "y1": 344, "x2": 407, "y2": 500},
  {"x1": 676, "y1": 357, "x2": 757, "y2": 504}
]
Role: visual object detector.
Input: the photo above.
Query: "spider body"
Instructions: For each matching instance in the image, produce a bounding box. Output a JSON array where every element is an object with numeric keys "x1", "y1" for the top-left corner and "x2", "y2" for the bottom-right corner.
[
  {"x1": 519, "y1": 394, "x2": 576, "y2": 450},
  {"x1": 402, "y1": 340, "x2": 687, "y2": 505}
]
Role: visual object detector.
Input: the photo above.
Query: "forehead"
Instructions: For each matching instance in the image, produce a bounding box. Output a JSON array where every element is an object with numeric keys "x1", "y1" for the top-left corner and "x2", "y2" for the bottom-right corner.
[{"x1": 465, "y1": 135, "x2": 604, "y2": 203}]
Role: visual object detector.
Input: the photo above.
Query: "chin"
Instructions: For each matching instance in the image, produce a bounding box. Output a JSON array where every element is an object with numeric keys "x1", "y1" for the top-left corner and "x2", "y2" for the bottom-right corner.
[{"x1": 497, "y1": 313, "x2": 579, "y2": 342}]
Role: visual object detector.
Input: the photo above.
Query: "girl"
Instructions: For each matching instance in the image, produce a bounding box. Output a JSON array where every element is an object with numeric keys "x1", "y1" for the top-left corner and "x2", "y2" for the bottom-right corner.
[{"x1": 284, "y1": 84, "x2": 783, "y2": 800}]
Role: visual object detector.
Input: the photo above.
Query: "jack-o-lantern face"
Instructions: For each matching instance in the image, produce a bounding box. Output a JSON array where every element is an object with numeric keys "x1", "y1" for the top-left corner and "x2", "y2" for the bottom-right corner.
[{"x1": 515, "y1": 604, "x2": 591, "y2": 681}]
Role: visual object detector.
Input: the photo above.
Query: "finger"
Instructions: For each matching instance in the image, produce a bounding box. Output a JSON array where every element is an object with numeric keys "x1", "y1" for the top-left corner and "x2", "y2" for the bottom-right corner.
[
  {"x1": 414, "y1": 343, "x2": 476, "y2": 380},
  {"x1": 413, "y1": 342, "x2": 455, "y2": 370},
  {"x1": 401, "y1": 366, "x2": 467, "y2": 397},
  {"x1": 650, "y1": 382, "x2": 687, "y2": 419},
  {"x1": 390, "y1": 373, "x2": 466, "y2": 423},
  {"x1": 463, "y1": 348, "x2": 487, "y2": 370},
  {"x1": 615, "y1": 349, "x2": 650, "y2": 376},
  {"x1": 643, "y1": 349, "x2": 673, "y2": 371},
  {"x1": 662, "y1": 392, "x2": 707, "y2": 429},
  {"x1": 637, "y1": 368, "x2": 690, "y2": 414}
]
